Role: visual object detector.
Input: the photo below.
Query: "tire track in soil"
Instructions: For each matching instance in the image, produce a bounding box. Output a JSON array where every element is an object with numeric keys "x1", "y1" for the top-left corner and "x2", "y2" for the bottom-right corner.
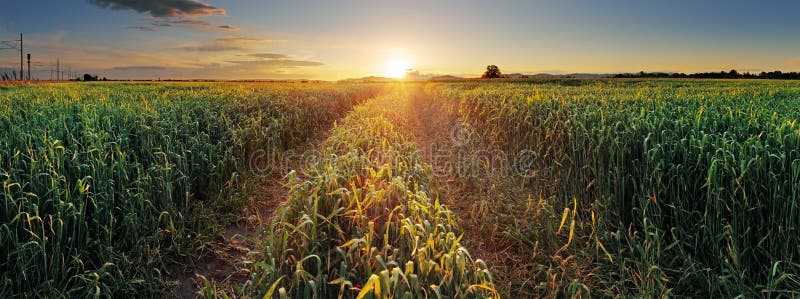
[
  {"x1": 169, "y1": 129, "x2": 332, "y2": 298},
  {"x1": 405, "y1": 85, "x2": 536, "y2": 297},
  {"x1": 171, "y1": 88, "x2": 399, "y2": 298}
]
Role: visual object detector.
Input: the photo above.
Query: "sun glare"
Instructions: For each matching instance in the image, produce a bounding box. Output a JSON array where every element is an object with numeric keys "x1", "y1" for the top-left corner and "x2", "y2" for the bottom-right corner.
[{"x1": 383, "y1": 59, "x2": 413, "y2": 79}]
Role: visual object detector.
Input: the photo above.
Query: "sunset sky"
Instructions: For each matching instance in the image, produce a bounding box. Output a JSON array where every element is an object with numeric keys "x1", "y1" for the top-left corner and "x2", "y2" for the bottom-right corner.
[{"x1": 1, "y1": 0, "x2": 799, "y2": 80}]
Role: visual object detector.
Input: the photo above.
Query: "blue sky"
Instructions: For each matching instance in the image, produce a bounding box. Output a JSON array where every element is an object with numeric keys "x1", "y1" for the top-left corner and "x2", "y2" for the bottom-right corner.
[{"x1": 0, "y1": 0, "x2": 798, "y2": 79}]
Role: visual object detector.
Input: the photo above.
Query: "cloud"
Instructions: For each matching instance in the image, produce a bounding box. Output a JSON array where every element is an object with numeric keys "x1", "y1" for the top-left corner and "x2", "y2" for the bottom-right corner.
[
  {"x1": 218, "y1": 25, "x2": 240, "y2": 31},
  {"x1": 245, "y1": 53, "x2": 292, "y2": 59},
  {"x1": 95, "y1": 58, "x2": 325, "y2": 80},
  {"x1": 179, "y1": 37, "x2": 269, "y2": 52},
  {"x1": 228, "y1": 52, "x2": 324, "y2": 68},
  {"x1": 51, "y1": 32, "x2": 66, "y2": 42},
  {"x1": 88, "y1": 0, "x2": 233, "y2": 32},
  {"x1": 86, "y1": 0, "x2": 225, "y2": 18},
  {"x1": 180, "y1": 44, "x2": 245, "y2": 51},
  {"x1": 226, "y1": 59, "x2": 324, "y2": 68},
  {"x1": 216, "y1": 37, "x2": 264, "y2": 43},
  {"x1": 127, "y1": 26, "x2": 156, "y2": 32},
  {"x1": 0, "y1": 37, "x2": 321, "y2": 80},
  {"x1": 152, "y1": 18, "x2": 212, "y2": 28},
  {"x1": 112, "y1": 66, "x2": 167, "y2": 71},
  {"x1": 15, "y1": 38, "x2": 200, "y2": 73}
]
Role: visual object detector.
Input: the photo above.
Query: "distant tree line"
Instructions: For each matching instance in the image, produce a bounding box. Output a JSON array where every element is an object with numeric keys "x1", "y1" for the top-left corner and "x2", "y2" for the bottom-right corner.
[
  {"x1": 615, "y1": 70, "x2": 800, "y2": 80},
  {"x1": 1, "y1": 71, "x2": 108, "y2": 81},
  {"x1": 82, "y1": 74, "x2": 108, "y2": 81}
]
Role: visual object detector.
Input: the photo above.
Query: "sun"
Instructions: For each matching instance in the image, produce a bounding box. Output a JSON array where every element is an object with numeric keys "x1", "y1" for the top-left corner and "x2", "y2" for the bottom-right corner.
[{"x1": 383, "y1": 59, "x2": 414, "y2": 79}]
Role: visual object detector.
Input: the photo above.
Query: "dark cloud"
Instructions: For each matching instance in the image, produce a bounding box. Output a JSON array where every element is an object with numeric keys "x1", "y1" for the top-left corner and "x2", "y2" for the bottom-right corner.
[
  {"x1": 87, "y1": 0, "x2": 225, "y2": 18},
  {"x1": 112, "y1": 66, "x2": 167, "y2": 71},
  {"x1": 152, "y1": 18, "x2": 211, "y2": 28},
  {"x1": 127, "y1": 18, "x2": 222, "y2": 32},
  {"x1": 246, "y1": 53, "x2": 292, "y2": 59},
  {"x1": 218, "y1": 25, "x2": 240, "y2": 31},
  {"x1": 126, "y1": 26, "x2": 156, "y2": 32},
  {"x1": 179, "y1": 37, "x2": 267, "y2": 52}
]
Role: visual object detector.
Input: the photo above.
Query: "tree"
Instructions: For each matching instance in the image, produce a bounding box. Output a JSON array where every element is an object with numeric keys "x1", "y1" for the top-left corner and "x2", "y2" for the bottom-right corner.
[
  {"x1": 83, "y1": 74, "x2": 99, "y2": 81},
  {"x1": 482, "y1": 65, "x2": 501, "y2": 78}
]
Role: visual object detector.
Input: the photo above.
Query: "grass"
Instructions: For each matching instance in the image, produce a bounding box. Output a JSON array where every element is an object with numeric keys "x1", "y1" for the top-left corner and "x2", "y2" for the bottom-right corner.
[
  {"x1": 249, "y1": 85, "x2": 498, "y2": 298},
  {"x1": 424, "y1": 79, "x2": 800, "y2": 297},
  {"x1": 2, "y1": 79, "x2": 799, "y2": 298},
  {"x1": 0, "y1": 82, "x2": 382, "y2": 297}
]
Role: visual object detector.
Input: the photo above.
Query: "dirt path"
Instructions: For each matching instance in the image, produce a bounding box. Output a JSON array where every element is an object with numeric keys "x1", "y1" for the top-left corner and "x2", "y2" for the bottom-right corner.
[
  {"x1": 405, "y1": 85, "x2": 538, "y2": 297},
  {"x1": 170, "y1": 86, "x2": 523, "y2": 297},
  {"x1": 406, "y1": 85, "x2": 502, "y2": 273},
  {"x1": 407, "y1": 86, "x2": 447, "y2": 162},
  {"x1": 169, "y1": 129, "x2": 331, "y2": 298}
]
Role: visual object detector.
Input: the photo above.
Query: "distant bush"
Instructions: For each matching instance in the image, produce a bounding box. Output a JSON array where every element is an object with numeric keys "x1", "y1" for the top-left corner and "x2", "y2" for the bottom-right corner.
[
  {"x1": 83, "y1": 73, "x2": 99, "y2": 81},
  {"x1": 482, "y1": 65, "x2": 501, "y2": 78}
]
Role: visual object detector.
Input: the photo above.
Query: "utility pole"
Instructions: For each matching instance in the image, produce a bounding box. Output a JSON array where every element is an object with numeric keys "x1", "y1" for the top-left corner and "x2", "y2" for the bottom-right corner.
[
  {"x1": 57, "y1": 59, "x2": 60, "y2": 81},
  {"x1": 19, "y1": 34, "x2": 23, "y2": 81},
  {"x1": 27, "y1": 53, "x2": 30, "y2": 80}
]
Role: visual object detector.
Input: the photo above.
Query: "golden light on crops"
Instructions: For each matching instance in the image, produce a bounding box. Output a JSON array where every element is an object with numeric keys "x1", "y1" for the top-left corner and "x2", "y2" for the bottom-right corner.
[{"x1": 383, "y1": 59, "x2": 414, "y2": 78}]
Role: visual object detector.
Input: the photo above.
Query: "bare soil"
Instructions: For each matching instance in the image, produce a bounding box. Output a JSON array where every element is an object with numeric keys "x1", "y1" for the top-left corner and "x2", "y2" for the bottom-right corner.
[
  {"x1": 168, "y1": 130, "x2": 331, "y2": 298},
  {"x1": 406, "y1": 85, "x2": 543, "y2": 297}
]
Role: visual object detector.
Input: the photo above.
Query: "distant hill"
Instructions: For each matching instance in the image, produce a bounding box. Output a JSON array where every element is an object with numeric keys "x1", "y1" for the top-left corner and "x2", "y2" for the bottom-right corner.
[
  {"x1": 501, "y1": 73, "x2": 614, "y2": 79},
  {"x1": 338, "y1": 76, "x2": 397, "y2": 83},
  {"x1": 527, "y1": 73, "x2": 614, "y2": 79},
  {"x1": 339, "y1": 74, "x2": 465, "y2": 82},
  {"x1": 428, "y1": 75, "x2": 463, "y2": 81},
  {"x1": 339, "y1": 72, "x2": 616, "y2": 82},
  {"x1": 503, "y1": 73, "x2": 527, "y2": 78},
  {"x1": 564, "y1": 73, "x2": 614, "y2": 78}
]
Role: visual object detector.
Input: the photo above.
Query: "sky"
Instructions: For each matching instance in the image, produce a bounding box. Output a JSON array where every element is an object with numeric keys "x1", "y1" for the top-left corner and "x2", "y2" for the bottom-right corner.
[{"x1": 0, "y1": 0, "x2": 799, "y2": 80}]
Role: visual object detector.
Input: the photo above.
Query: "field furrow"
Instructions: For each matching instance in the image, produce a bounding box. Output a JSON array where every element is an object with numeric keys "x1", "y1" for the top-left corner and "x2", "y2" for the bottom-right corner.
[
  {"x1": 2, "y1": 79, "x2": 799, "y2": 298},
  {"x1": 247, "y1": 85, "x2": 498, "y2": 298},
  {"x1": 0, "y1": 82, "x2": 383, "y2": 297}
]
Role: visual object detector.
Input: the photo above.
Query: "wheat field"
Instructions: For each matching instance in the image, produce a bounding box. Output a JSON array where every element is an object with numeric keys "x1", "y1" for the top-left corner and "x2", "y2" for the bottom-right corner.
[{"x1": 1, "y1": 80, "x2": 799, "y2": 298}]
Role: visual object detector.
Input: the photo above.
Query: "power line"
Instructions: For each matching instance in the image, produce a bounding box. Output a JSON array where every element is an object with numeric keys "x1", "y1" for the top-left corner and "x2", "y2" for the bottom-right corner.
[
  {"x1": 0, "y1": 33, "x2": 23, "y2": 81},
  {"x1": 2, "y1": 33, "x2": 83, "y2": 81}
]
